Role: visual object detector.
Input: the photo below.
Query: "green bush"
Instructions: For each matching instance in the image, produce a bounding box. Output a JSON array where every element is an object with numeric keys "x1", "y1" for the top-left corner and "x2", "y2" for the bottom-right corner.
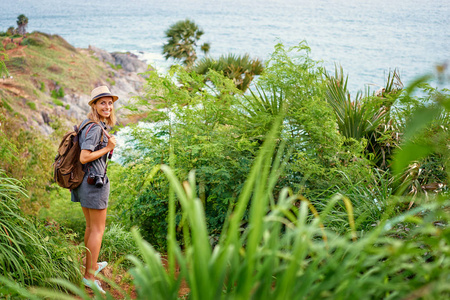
[
  {"x1": 21, "y1": 37, "x2": 45, "y2": 47},
  {"x1": 52, "y1": 98, "x2": 64, "y2": 106},
  {"x1": 107, "y1": 62, "x2": 122, "y2": 70},
  {"x1": 113, "y1": 44, "x2": 371, "y2": 247},
  {"x1": 5, "y1": 43, "x2": 16, "y2": 50},
  {"x1": 51, "y1": 87, "x2": 65, "y2": 99},
  {"x1": 26, "y1": 101, "x2": 36, "y2": 110}
]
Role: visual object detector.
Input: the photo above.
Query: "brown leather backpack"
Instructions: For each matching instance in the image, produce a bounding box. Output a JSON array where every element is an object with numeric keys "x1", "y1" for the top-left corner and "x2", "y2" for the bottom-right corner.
[{"x1": 53, "y1": 121, "x2": 100, "y2": 190}]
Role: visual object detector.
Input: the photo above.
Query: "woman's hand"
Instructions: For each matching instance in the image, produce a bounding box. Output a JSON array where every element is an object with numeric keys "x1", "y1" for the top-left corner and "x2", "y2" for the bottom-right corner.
[
  {"x1": 107, "y1": 136, "x2": 116, "y2": 151},
  {"x1": 80, "y1": 136, "x2": 117, "y2": 165}
]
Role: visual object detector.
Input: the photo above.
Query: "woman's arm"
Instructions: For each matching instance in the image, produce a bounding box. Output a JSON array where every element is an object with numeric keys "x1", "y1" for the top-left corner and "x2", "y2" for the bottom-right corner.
[{"x1": 80, "y1": 136, "x2": 116, "y2": 164}]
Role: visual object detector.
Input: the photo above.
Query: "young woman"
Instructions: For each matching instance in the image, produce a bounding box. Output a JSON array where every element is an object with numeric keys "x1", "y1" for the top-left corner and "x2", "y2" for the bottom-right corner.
[{"x1": 71, "y1": 86, "x2": 117, "y2": 293}]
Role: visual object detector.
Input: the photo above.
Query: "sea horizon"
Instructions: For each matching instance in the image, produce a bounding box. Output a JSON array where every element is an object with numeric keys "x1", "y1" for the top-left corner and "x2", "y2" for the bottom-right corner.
[{"x1": 1, "y1": 0, "x2": 449, "y2": 94}]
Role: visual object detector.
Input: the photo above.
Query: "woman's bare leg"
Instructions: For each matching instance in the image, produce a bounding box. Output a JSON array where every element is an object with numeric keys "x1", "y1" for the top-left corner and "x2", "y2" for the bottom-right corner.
[
  {"x1": 83, "y1": 208, "x2": 107, "y2": 280},
  {"x1": 82, "y1": 207, "x2": 91, "y2": 251}
]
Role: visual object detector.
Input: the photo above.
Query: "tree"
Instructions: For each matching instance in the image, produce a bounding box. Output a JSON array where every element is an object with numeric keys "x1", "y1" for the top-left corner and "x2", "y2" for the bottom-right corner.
[
  {"x1": 6, "y1": 27, "x2": 15, "y2": 36},
  {"x1": 16, "y1": 14, "x2": 28, "y2": 35},
  {"x1": 195, "y1": 54, "x2": 264, "y2": 92},
  {"x1": 162, "y1": 19, "x2": 210, "y2": 70}
]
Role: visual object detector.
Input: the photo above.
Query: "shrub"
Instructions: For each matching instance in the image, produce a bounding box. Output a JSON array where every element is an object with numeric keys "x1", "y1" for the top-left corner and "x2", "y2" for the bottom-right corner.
[
  {"x1": 21, "y1": 36, "x2": 45, "y2": 47},
  {"x1": 107, "y1": 62, "x2": 122, "y2": 70},
  {"x1": 52, "y1": 98, "x2": 64, "y2": 106},
  {"x1": 6, "y1": 27, "x2": 15, "y2": 35},
  {"x1": 5, "y1": 43, "x2": 16, "y2": 50},
  {"x1": 51, "y1": 87, "x2": 64, "y2": 99},
  {"x1": 26, "y1": 101, "x2": 36, "y2": 110}
]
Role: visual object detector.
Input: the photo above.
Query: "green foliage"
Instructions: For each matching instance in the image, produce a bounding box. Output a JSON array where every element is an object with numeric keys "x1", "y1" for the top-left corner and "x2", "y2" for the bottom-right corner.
[
  {"x1": 0, "y1": 109, "x2": 61, "y2": 214},
  {"x1": 324, "y1": 66, "x2": 386, "y2": 140},
  {"x1": 52, "y1": 98, "x2": 64, "y2": 106},
  {"x1": 38, "y1": 185, "x2": 85, "y2": 240},
  {"x1": 26, "y1": 101, "x2": 36, "y2": 110},
  {"x1": 106, "y1": 77, "x2": 116, "y2": 86},
  {"x1": 51, "y1": 87, "x2": 65, "y2": 99},
  {"x1": 390, "y1": 73, "x2": 449, "y2": 196},
  {"x1": 0, "y1": 51, "x2": 9, "y2": 78},
  {"x1": 5, "y1": 43, "x2": 16, "y2": 50},
  {"x1": 100, "y1": 223, "x2": 142, "y2": 269},
  {"x1": 123, "y1": 136, "x2": 450, "y2": 300},
  {"x1": 0, "y1": 170, "x2": 81, "y2": 291},
  {"x1": 113, "y1": 43, "x2": 373, "y2": 248},
  {"x1": 195, "y1": 53, "x2": 264, "y2": 91},
  {"x1": 107, "y1": 62, "x2": 122, "y2": 70},
  {"x1": 21, "y1": 37, "x2": 45, "y2": 47},
  {"x1": 18, "y1": 116, "x2": 450, "y2": 299},
  {"x1": 6, "y1": 27, "x2": 15, "y2": 35}
]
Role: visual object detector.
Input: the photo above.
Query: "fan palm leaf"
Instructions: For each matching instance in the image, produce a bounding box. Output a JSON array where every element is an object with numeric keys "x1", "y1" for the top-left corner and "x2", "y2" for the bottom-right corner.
[{"x1": 325, "y1": 66, "x2": 386, "y2": 140}]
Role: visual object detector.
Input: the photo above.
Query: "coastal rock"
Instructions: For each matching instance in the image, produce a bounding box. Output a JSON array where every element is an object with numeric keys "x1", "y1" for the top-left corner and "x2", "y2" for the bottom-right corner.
[
  {"x1": 88, "y1": 45, "x2": 115, "y2": 65},
  {"x1": 88, "y1": 45, "x2": 148, "y2": 73},
  {"x1": 112, "y1": 52, "x2": 148, "y2": 73}
]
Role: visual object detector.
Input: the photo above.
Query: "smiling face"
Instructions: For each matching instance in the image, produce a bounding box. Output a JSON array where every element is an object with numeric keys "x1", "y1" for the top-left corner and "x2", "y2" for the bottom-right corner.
[{"x1": 93, "y1": 96, "x2": 114, "y2": 121}]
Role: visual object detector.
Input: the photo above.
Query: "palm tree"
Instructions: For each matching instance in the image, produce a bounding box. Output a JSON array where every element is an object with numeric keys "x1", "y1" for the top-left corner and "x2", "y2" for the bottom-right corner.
[
  {"x1": 194, "y1": 54, "x2": 264, "y2": 92},
  {"x1": 16, "y1": 14, "x2": 29, "y2": 35},
  {"x1": 324, "y1": 66, "x2": 404, "y2": 168},
  {"x1": 162, "y1": 19, "x2": 210, "y2": 70}
]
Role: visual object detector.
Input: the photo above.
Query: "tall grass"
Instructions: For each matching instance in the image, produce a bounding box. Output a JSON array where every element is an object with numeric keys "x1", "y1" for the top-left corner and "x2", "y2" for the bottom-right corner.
[
  {"x1": 0, "y1": 170, "x2": 81, "y2": 295},
  {"x1": 100, "y1": 223, "x2": 142, "y2": 269}
]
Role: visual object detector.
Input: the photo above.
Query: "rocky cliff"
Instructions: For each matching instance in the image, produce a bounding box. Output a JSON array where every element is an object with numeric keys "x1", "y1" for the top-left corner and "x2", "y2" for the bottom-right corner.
[{"x1": 0, "y1": 32, "x2": 149, "y2": 135}]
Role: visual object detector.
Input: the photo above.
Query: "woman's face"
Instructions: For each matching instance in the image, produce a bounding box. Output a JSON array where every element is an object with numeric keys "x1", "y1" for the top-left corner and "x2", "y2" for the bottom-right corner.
[{"x1": 93, "y1": 96, "x2": 114, "y2": 120}]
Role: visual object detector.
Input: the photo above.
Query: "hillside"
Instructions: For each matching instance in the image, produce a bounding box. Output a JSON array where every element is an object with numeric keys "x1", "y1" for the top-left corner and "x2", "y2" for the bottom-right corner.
[{"x1": 0, "y1": 31, "x2": 148, "y2": 135}]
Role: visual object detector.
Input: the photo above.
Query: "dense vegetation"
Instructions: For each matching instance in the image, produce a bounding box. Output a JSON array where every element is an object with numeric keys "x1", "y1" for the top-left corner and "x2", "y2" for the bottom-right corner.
[
  {"x1": 1, "y1": 21, "x2": 449, "y2": 299},
  {"x1": 113, "y1": 43, "x2": 449, "y2": 248}
]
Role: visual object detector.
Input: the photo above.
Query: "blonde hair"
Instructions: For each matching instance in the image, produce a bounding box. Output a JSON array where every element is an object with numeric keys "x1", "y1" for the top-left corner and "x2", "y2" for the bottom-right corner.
[{"x1": 87, "y1": 98, "x2": 116, "y2": 127}]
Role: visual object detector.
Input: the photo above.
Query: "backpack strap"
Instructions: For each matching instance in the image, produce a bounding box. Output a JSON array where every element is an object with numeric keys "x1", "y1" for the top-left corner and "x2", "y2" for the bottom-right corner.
[
  {"x1": 77, "y1": 120, "x2": 96, "y2": 134},
  {"x1": 84, "y1": 122, "x2": 111, "y2": 148}
]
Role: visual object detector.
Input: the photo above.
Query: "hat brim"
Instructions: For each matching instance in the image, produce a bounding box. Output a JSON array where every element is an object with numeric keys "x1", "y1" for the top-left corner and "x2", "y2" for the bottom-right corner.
[{"x1": 89, "y1": 94, "x2": 119, "y2": 106}]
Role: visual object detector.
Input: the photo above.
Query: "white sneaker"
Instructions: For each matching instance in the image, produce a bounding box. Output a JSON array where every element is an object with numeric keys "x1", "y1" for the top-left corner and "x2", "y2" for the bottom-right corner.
[
  {"x1": 95, "y1": 261, "x2": 108, "y2": 276},
  {"x1": 82, "y1": 278, "x2": 106, "y2": 294}
]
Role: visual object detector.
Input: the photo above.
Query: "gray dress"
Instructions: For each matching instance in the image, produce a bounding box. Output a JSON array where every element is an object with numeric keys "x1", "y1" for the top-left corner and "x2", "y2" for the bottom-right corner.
[{"x1": 71, "y1": 119, "x2": 110, "y2": 209}]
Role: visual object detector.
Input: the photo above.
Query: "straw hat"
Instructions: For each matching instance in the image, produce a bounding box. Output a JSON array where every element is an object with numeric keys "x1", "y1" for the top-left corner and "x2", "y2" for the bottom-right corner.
[{"x1": 89, "y1": 86, "x2": 119, "y2": 106}]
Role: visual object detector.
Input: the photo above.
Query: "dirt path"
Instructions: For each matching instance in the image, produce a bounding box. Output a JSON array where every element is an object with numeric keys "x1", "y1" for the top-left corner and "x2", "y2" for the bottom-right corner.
[{"x1": 79, "y1": 258, "x2": 190, "y2": 299}]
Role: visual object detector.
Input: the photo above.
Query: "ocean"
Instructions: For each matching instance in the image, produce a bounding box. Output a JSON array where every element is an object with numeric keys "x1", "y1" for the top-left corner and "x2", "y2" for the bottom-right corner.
[{"x1": 1, "y1": 0, "x2": 449, "y2": 94}]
